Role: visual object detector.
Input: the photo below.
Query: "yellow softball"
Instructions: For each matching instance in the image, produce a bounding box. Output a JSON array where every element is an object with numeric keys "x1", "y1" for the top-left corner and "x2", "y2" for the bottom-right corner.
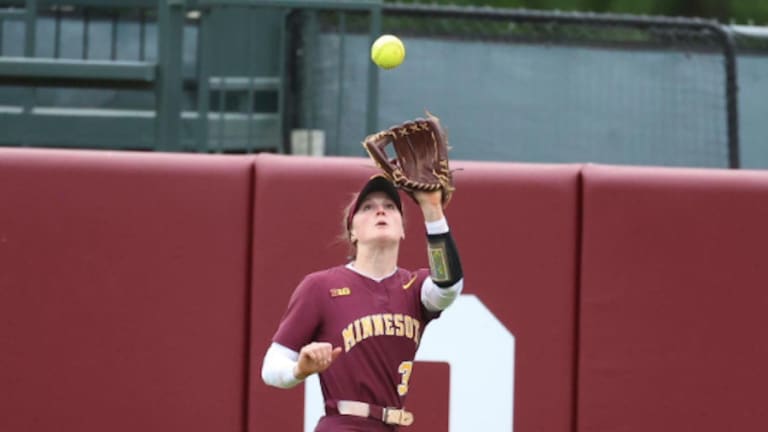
[{"x1": 371, "y1": 34, "x2": 406, "y2": 69}]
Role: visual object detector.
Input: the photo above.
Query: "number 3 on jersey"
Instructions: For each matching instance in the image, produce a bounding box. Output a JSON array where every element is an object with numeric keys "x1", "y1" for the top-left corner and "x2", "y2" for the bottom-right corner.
[{"x1": 397, "y1": 361, "x2": 413, "y2": 396}]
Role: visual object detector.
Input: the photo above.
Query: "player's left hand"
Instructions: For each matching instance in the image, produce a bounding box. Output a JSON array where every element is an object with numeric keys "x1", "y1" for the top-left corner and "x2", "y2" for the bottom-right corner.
[
  {"x1": 412, "y1": 190, "x2": 442, "y2": 207},
  {"x1": 413, "y1": 190, "x2": 444, "y2": 222}
]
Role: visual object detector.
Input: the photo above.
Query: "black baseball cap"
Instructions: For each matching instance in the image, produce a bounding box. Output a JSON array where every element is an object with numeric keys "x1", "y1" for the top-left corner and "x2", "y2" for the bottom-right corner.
[{"x1": 346, "y1": 174, "x2": 403, "y2": 229}]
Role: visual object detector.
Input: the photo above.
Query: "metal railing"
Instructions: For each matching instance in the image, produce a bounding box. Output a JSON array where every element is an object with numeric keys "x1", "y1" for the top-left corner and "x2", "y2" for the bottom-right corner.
[
  {"x1": 0, "y1": 0, "x2": 383, "y2": 153},
  {"x1": 0, "y1": 0, "x2": 180, "y2": 150}
]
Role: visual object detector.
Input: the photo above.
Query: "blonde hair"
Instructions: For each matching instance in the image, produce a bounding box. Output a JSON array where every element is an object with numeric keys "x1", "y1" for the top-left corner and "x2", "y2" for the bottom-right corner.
[{"x1": 339, "y1": 196, "x2": 358, "y2": 260}]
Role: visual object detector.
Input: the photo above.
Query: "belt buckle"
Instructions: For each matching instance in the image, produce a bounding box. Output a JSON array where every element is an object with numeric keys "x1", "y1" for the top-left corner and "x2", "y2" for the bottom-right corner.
[{"x1": 383, "y1": 407, "x2": 414, "y2": 426}]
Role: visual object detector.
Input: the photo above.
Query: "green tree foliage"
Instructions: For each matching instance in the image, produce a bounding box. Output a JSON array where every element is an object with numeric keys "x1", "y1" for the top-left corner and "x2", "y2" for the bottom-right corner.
[{"x1": 391, "y1": 0, "x2": 768, "y2": 24}]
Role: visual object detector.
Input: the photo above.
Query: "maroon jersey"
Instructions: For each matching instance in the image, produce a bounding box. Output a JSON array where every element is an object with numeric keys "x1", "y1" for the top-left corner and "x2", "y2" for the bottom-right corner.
[{"x1": 272, "y1": 265, "x2": 439, "y2": 430}]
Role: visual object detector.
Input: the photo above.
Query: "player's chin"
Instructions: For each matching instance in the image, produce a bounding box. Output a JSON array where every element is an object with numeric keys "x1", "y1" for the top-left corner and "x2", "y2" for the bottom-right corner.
[{"x1": 370, "y1": 234, "x2": 401, "y2": 247}]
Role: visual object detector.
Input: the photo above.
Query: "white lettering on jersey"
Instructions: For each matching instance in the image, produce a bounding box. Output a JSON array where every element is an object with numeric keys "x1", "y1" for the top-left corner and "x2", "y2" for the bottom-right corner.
[{"x1": 303, "y1": 294, "x2": 516, "y2": 431}]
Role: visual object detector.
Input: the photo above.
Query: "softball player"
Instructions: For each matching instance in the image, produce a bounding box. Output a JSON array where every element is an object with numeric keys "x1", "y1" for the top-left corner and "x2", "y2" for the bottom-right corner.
[{"x1": 261, "y1": 175, "x2": 463, "y2": 431}]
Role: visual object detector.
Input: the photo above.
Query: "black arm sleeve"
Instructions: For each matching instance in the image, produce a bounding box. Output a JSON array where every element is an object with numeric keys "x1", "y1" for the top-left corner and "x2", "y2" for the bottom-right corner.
[{"x1": 426, "y1": 231, "x2": 464, "y2": 288}]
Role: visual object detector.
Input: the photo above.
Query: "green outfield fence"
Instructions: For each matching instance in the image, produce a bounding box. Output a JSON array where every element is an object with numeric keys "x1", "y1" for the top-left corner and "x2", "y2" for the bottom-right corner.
[
  {"x1": 1, "y1": 0, "x2": 767, "y2": 168},
  {"x1": 293, "y1": 4, "x2": 746, "y2": 167}
]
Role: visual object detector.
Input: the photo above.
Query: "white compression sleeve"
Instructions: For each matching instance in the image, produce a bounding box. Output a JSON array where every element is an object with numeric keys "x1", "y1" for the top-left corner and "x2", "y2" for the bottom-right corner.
[
  {"x1": 261, "y1": 342, "x2": 303, "y2": 389},
  {"x1": 421, "y1": 217, "x2": 464, "y2": 312},
  {"x1": 425, "y1": 217, "x2": 449, "y2": 235},
  {"x1": 421, "y1": 276, "x2": 463, "y2": 311}
]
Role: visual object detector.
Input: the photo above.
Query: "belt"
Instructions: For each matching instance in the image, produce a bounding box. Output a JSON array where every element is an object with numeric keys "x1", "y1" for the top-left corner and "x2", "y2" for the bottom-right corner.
[{"x1": 327, "y1": 400, "x2": 414, "y2": 427}]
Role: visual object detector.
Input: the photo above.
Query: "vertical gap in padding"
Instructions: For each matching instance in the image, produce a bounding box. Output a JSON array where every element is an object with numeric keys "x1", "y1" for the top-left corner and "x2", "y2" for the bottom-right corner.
[
  {"x1": 242, "y1": 159, "x2": 256, "y2": 432},
  {"x1": 571, "y1": 165, "x2": 586, "y2": 432}
]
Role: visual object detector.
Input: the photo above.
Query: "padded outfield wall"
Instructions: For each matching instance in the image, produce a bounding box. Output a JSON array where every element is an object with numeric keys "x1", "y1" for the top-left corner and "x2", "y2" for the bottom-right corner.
[{"x1": 2, "y1": 148, "x2": 768, "y2": 432}]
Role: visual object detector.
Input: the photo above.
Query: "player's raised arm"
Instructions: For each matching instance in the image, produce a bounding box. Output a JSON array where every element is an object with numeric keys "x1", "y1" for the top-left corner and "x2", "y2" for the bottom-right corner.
[
  {"x1": 413, "y1": 189, "x2": 464, "y2": 311},
  {"x1": 361, "y1": 111, "x2": 463, "y2": 311}
]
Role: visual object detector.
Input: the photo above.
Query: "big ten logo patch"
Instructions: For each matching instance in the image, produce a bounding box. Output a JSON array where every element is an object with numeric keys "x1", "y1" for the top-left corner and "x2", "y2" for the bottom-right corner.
[
  {"x1": 304, "y1": 295, "x2": 516, "y2": 431},
  {"x1": 330, "y1": 287, "x2": 351, "y2": 297}
]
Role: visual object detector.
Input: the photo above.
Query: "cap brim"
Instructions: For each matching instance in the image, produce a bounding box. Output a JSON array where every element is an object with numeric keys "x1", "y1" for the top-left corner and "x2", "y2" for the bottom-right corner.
[
  {"x1": 355, "y1": 175, "x2": 402, "y2": 214},
  {"x1": 347, "y1": 175, "x2": 403, "y2": 230}
]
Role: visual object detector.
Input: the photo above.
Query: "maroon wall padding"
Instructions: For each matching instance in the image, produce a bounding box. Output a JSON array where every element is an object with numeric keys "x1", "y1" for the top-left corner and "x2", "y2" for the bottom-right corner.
[
  {"x1": 0, "y1": 148, "x2": 252, "y2": 432},
  {"x1": 579, "y1": 165, "x2": 768, "y2": 432},
  {"x1": 453, "y1": 160, "x2": 581, "y2": 432},
  {"x1": 250, "y1": 154, "x2": 581, "y2": 432},
  {"x1": 405, "y1": 362, "x2": 450, "y2": 432}
]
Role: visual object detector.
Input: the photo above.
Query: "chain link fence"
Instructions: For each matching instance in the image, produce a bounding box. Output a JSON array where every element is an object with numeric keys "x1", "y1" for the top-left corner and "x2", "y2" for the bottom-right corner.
[
  {"x1": 290, "y1": 4, "x2": 743, "y2": 167},
  {"x1": 2, "y1": 1, "x2": 767, "y2": 167},
  {"x1": 732, "y1": 26, "x2": 768, "y2": 169}
]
